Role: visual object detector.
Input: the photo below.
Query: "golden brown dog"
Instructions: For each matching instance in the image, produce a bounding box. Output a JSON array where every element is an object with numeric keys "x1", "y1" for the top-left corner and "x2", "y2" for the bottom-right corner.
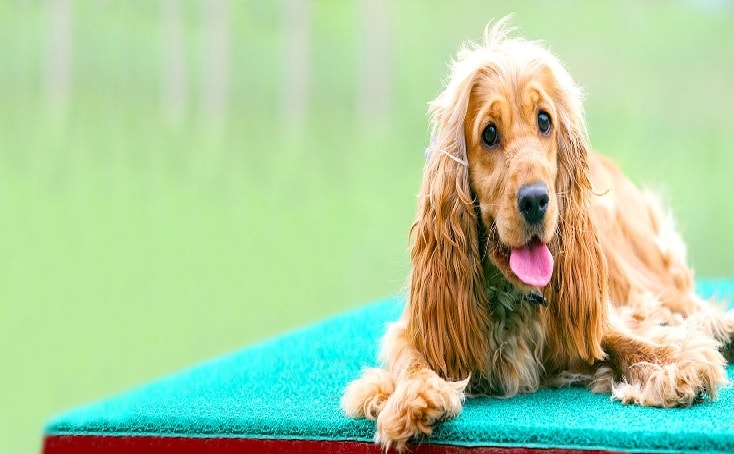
[{"x1": 342, "y1": 18, "x2": 734, "y2": 452}]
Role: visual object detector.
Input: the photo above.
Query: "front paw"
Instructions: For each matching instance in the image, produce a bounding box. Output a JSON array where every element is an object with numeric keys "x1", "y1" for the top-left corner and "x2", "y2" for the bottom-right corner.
[
  {"x1": 375, "y1": 371, "x2": 468, "y2": 452},
  {"x1": 342, "y1": 368, "x2": 395, "y2": 420},
  {"x1": 612, "y1": 339, "x2": 728, "y2": 407}
]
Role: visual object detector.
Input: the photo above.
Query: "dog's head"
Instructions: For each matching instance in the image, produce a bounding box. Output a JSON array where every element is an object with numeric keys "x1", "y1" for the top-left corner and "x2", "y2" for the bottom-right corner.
[
  {"x1": 409, "y1": 18, "x2": 606, "y2": 379},
  {"x1": 427, "y1": 19, "x2": 589, "y2": 291}
]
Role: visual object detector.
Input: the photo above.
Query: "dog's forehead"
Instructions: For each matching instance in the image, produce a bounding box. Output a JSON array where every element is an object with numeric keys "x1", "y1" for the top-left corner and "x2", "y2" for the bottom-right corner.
[{"x1": 470, "y1": 59, "x2": 558, "y2": 106}]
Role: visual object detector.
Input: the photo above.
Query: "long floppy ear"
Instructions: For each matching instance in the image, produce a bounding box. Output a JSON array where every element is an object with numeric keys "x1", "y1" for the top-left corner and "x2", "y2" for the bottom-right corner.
[
  {"x1": 547, "y1": 85, "x2": 608, "y2": 366},
  {"x1": 404, "y1": 70, "x2": 490, "y2": 383}
]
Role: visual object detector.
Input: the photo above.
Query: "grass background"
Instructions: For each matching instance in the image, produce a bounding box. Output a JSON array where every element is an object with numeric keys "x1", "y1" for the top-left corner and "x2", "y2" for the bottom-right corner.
[{"x1": 1, "y1": 1, "x2": 733, "y2": 453}]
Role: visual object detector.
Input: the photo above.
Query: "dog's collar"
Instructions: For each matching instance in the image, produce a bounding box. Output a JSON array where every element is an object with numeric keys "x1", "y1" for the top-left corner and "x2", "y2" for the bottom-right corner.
[
  {"x1": 486, "y1": 283, "x2": 546, "y2": 309},
  {"x1": 526, "y1": 291, "x2": 547, "y2": 306}
]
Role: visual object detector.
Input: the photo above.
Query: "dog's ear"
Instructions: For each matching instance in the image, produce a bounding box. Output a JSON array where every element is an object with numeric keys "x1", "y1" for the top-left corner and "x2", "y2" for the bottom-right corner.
[
  {"x1": 547, "y1": 86, "x2": 608, "y2": 365},
  {"x1": 405, "y1": 71, "x2": 490, "y2": 382}
]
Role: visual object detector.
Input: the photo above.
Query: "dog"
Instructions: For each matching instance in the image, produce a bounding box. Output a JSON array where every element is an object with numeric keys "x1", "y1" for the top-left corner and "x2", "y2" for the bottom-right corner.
[{"x1": 341, "y1": 17, "x2": 734, "y2": 452}]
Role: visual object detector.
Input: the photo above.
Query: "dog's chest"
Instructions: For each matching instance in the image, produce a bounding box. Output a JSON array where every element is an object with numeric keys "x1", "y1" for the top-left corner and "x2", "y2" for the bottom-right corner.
[{"x1": 480, "y1": 287, "x2": 546, "y2": 396}]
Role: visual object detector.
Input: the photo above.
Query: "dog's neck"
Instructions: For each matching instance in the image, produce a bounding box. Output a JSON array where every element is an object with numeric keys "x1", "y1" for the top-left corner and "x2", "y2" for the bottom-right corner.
[{"x1": 483, "y1": 258, "x2": 547, "y2": 308}]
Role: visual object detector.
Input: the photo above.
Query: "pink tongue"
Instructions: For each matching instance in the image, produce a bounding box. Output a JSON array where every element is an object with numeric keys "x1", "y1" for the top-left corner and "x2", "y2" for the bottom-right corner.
[{"x1": 509, "y1": 242, "x2": 553, "y2": 287}]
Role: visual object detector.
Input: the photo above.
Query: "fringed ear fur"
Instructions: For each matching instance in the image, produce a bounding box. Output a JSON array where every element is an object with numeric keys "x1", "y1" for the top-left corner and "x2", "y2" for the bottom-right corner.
[
  {"x1": 546, "y1": 103, "x2": 608, "y2": 366},
  {"x1": 405, "y1": 75, "x2": 490, "y2": 383}
]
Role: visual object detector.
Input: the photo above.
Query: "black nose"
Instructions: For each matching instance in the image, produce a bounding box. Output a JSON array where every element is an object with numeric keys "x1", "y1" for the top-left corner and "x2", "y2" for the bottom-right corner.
[{"x1": 517, "y1": 182, "x2": 549, "y2": 224}]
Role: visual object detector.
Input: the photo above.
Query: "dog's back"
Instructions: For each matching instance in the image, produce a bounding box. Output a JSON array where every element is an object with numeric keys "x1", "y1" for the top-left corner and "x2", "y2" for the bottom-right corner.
[{"x1": 589, "y1": 153, "x2": 731, "y2": 336}]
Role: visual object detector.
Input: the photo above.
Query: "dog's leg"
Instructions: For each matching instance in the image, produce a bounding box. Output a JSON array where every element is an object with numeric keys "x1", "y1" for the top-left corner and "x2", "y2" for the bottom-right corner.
[
  {"x1": 677, "y1": 294, "x2": 734, "y2": 355},
  {"x1": 599, "y1": 328, "x2": 728, "y2": 407},
  {"x1": 343, "y1": 319, "x2": 468, "y2": 452}
]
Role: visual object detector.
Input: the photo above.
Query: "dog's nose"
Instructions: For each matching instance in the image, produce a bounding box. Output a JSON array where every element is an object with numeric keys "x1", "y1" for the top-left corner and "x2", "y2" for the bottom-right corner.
[{"x1": 517, "y1": 182, "x2": 549, "y2": 224}]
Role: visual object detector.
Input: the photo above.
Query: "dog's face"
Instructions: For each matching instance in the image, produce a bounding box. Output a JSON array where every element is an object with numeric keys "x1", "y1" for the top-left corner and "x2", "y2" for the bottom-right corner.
[{"x1": 464, "y1": 64, "x2": 562, "y2": 290}]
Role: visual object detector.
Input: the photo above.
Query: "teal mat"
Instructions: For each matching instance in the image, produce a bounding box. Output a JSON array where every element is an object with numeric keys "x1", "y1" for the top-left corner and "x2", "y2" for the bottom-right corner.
[{"x1": 45, "y1": 280, "x2": 734, "y2": 452}]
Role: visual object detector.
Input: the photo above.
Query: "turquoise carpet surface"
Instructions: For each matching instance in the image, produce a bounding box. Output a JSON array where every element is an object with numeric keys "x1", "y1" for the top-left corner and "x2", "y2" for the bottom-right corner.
[{"x1": 45, "y1": 280, "x2": 734, "y2": 452}]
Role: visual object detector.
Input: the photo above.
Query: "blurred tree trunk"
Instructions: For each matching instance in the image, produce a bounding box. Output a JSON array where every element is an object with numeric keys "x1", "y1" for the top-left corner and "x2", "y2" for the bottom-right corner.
[
  {"x1": 357, "y1": 0, "x2": 390, "y2": 126},
  {"x1": 201, "y1": 0, "x2": 230, "y2": 126},
  {"x1": 161, "y1": 0, "x2": 188, "y2": 125},
  {"x1": 281, "y1": 0, "x2": 310, "y2": 133},
  {"x1": 44, "y1": 0, "x2": 72, "y2": 114}
]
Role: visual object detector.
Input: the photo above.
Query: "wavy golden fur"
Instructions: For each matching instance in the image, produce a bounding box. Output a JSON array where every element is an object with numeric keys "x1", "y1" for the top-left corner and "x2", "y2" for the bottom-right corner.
[{"x1": 342, "y1": 18, "x2": 734, "y2": 452}]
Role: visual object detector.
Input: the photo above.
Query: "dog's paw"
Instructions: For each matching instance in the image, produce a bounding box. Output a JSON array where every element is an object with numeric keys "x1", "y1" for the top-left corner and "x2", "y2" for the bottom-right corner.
[
  {"x1": 375, "y1": 370, "x2": 468, "y2": 452},
  {"x1": 341, "y1": 368, "x2": 395, "y2": 420},
  {"x1": 612, "y1": 337, "x2": 728, "y2": 407}
]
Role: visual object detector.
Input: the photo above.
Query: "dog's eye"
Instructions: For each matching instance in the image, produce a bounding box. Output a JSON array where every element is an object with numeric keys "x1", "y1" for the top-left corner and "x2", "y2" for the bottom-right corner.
[
  {"x1": 538, "y1": 111, "x2": 552, "y2": 135},
  {"x1": 482, "y1": 124, "x2": 499, "y2": 147}
]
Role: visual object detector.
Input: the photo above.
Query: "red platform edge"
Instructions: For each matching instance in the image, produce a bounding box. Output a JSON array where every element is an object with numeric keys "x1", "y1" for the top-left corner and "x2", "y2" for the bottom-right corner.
[{"x1": 43, "y1": 435, "x2": 624, "y2": 454}]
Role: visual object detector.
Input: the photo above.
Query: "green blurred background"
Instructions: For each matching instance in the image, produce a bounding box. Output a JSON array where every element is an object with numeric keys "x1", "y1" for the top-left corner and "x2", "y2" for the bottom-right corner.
[{"x1": 1, "y1": 1, "x2": 733, "y2": 453}]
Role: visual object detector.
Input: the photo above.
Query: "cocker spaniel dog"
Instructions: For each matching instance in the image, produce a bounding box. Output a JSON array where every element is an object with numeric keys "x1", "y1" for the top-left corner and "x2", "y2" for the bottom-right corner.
[{"x1": 341, "y1": 18, "x2": 734, "y2": 452}]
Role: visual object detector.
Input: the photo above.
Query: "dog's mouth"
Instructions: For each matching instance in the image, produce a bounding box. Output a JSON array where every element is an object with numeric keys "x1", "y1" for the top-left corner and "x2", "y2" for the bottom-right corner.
[
  {"x1": 490, "y1": 233, "x2": 554, "y2": 289},
  {"x1": 485, "y1": 212, "x2": 556, "y2": 290},
  {"x1": 508, "y1": 237, "x2": 554, "y2": 288}
]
